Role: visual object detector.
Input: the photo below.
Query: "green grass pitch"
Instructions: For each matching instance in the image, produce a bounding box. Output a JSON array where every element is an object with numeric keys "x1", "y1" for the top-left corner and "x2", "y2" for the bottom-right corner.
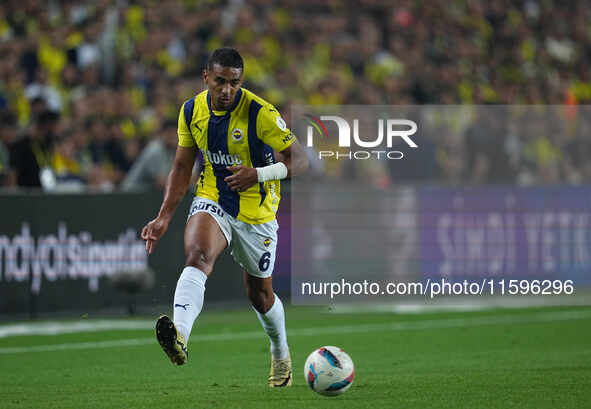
[{"x1": 1, "y1": 305, "x2": 590, "y2": 408}]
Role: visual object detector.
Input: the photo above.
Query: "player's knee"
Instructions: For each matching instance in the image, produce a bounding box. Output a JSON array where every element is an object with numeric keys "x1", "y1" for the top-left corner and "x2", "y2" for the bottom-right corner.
[{"x1": 185, "y1": 247, "x2": 215, "y2": 274}]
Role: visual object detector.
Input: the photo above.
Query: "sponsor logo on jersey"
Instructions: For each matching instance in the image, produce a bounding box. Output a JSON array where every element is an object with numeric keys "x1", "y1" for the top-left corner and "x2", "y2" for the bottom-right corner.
[
  {"x1": 192, "y1": 200, "x2": 225, "y2": 217},
  {"x1": 231, "y1": 128, "x2": 244, "y2": 142},
  {"x1": 276, "y1": 116, "x2": 287, "y2": 131},
  {"x1": 264, "y1": 151, "x2": 274, "y2": 165},
  {"x1": 264, "y1": 152, "x2": 279, "y2": 205},
  {"x1": 282, "y1": 132, "x2": 295, "y2": 144},
  {"x1": 204, "y1": 150, "x2": 243, "y2": 165}
]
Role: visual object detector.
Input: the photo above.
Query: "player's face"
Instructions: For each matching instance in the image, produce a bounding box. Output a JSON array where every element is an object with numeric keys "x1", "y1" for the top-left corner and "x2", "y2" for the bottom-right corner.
[{"x1": 204, "y1": 64, "x2": 243, "y2": 110}]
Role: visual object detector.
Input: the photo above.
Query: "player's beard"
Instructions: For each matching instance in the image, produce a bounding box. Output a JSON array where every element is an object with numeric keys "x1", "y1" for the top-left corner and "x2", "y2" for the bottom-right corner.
[{"x1": 216, "y1": 95, "x2": 233, "y2": 110}]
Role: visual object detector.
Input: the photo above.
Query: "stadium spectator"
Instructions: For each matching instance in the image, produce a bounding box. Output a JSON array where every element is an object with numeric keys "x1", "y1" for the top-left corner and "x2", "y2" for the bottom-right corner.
[
  {"x1": 8, "y1": 109, "x2": 59, "y2": 188},
  {"x1": 50, "y1": 130, "x2": 86, "y2": 191},
  {"x1": 0, "y1": 111, "x2": 18, "y2": 186},
  {"x1": 86, "y1": 116, "x2": 129, "y2": 189},
  {"x1": 463, "y1": 109, "x2": 514, "y2": 185},
  {"x1": 1, "y1": 0, "x2": 591, "y2": 188},
  {"x1": 121, "y1": 119, "x2": 178, "y2": 191}
]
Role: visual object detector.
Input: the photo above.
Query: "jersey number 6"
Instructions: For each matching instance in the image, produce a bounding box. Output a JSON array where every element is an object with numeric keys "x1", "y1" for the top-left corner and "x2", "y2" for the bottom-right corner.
[{"x1": 258, "y1": 252, "x2": 271, "y2": 272}]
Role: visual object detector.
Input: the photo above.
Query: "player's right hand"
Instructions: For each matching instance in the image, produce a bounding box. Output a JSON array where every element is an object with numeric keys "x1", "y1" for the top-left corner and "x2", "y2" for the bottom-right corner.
[{"x1": 141, "y1": 217, "x2": 169, "y2": 254}]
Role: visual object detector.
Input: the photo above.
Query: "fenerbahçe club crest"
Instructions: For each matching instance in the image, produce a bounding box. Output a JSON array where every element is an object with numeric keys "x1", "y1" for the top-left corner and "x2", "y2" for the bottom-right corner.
[{"x1": 232, "y1": 128, "x2": 244, "y2": 142}]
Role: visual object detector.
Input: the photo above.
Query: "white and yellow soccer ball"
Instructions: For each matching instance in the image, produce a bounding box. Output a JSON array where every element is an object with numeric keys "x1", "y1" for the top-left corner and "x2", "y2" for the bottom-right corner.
[{"x1": 304, "y1": 346, "x2": 355, "y2": 396}]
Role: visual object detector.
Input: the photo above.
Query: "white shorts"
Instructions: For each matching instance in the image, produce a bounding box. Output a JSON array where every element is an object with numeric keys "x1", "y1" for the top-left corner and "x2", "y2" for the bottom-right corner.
[{"x1": 188, "y1": 197, "x2": 278, "y2": 278}]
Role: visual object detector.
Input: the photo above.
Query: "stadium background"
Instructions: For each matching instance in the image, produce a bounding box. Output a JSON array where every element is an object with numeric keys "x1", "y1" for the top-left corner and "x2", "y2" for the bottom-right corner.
[{"x1": 2, "y1": 0, "x2": 590, "y2": 317}]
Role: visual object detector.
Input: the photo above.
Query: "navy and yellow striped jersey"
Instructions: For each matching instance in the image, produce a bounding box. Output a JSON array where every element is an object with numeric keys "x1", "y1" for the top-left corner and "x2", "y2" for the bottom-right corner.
[{"x1": 177, "y1": 88, "x2": 295, "y2": 224}]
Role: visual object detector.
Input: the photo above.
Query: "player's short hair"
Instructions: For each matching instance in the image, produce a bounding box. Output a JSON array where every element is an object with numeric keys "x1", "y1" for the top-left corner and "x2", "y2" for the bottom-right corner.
[{"x1": 206, "y1": 47, "x2": 244, "y2": 72}]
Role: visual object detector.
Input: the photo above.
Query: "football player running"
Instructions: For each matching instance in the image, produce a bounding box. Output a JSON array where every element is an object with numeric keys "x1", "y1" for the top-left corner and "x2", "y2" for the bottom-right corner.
[{"x1": 141, "y1": 47, "x2": 309, "y2": 388}]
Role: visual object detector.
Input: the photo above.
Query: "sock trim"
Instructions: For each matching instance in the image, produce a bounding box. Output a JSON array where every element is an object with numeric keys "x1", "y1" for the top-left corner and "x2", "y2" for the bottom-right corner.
[{"x1": 180, "y1": 266, "x2": 207, "y2": 287}]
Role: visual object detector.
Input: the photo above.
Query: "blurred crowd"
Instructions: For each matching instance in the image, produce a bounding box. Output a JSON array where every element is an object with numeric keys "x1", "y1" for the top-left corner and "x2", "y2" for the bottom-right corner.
[
  {"x1": 383, "y1": 106, "x2": 591, "y2": 186},
  {"x1": 1, "y1": 0, "x2": 590, "y2": 190}
]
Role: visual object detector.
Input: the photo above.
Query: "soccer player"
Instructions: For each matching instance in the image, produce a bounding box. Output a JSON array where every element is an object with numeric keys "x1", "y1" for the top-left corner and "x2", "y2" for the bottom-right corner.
[{"x1": 141, "y1": 47, "x2": 309, "y2": 387}]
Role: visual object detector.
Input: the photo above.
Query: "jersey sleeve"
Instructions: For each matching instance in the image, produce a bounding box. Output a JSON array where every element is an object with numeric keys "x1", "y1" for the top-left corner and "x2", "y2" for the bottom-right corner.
[
  {"x1": 177, "y1": 101, "x2": 196, "y2": 148},
  {"x1": 256, "y1": 105, "x2": 296, "y2": 151}
]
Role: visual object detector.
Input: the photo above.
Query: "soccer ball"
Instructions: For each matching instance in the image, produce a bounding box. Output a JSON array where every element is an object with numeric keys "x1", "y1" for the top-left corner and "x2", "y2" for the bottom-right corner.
[{"x1": 304, "y1": 346, "x2": 355, "y2": 396}]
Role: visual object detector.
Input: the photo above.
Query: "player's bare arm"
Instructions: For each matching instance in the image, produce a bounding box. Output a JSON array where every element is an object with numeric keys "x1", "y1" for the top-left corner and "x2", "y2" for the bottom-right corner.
[
  {"x1": 224, "y1": 140, "x2": 309, "y2": 192},
  {"x1": 141, "y1": 145, "x2": 197, "y2": 254}
]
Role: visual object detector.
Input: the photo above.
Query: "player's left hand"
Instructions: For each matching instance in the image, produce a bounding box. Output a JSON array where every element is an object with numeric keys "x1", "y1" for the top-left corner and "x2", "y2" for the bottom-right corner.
[{"x1": 224, "y1": 165, "x2": 258, "y2": 192}]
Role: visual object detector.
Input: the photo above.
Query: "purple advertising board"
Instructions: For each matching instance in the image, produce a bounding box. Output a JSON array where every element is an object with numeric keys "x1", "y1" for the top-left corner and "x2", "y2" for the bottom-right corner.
[{"x1": 419, "y1": 186, "x2": 591, "y2": 284}]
